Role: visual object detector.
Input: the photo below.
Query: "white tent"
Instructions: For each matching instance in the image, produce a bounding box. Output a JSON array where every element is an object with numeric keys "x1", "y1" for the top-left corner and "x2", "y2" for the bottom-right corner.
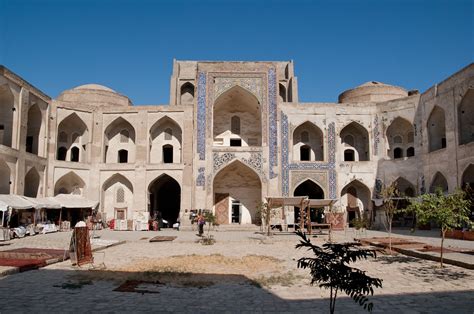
[{"x1": 53, "y1": 194, "x2": 99, "y2": 209}]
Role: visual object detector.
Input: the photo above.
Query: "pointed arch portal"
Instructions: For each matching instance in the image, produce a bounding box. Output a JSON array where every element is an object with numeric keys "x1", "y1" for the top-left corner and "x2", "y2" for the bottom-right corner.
[
  {"x1": 149, "y1": 174, "x2": 181, "y2": 226},
  {"x1": 213, "y1": 160, "x2": 262, "y2": 225}
]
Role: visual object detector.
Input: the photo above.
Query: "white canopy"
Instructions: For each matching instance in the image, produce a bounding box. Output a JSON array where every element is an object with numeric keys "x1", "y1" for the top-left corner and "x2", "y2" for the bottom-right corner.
[
  {"x1": 0, "y1": 194, "x2": 34, "y2": 211},
  {"x1": 0, "y1": 194, "x2": 98, "y2": 211},
  {"x1": 53, "y1": 194, "x2": 99, "y2": 209}
]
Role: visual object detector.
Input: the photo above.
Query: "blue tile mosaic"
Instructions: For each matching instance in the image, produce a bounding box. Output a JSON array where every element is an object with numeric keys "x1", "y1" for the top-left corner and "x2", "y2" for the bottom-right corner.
[
  {"x1": 268, "y1": 68, "x2": 278, "y2": 179},
  {"x1": 196, "y1": 167, "x2": 206, "y2": 187},
  {"x1": 197, "y1": 72, "x2": 207, "y2": 161}
]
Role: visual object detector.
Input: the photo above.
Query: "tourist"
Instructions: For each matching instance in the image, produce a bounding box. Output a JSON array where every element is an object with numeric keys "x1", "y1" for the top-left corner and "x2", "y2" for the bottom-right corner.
[{"x1": 197, "y1": 211, "x2": 205, "y2": 236}]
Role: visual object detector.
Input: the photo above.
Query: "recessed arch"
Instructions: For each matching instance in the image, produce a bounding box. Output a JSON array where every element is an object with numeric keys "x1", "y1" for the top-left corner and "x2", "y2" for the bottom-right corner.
[
  {"x1": 104, "y1": 117, "x2": 136, "y2": 163},
  {"x1": 26, "y1": 104, "x2": 42, "y2": 155},
  {"x1": 0, "y1": 159, "x2": 11, "y2": 194},
  {"x1": 180, "y1": 82, "x2": 195, "y2": 104},
  {"x1": 279, "y1": 83, "x2": 287, "y2": 102},
  {"x1": 340, "y1": 122, "x2": 370, "y2": 161},
  {"x1": 150, "y1": 116, "x2": 182, "y2": 164},
  {"x1": 430, "y1": 172, "x2": 448, "y2": 193},
  {"x1": 101, "y1": 173, "x2": 134, "y2": 219},
  {"x1": 386, "y1": 117, "x2": 415, "y2": 159},
  {"x1": 54, "y1": 171, "x2": 86, "y2": 196},
  {"x1": 213, "y1": 85, "x2": 261, "y2": 147},
  {"x1": 292, "y1": 121, "x2": 324, "y2": 161},
  {"x1": 458, "y1": 89, "x2": 474, "y2": 145},
  {"x1": 24, "y1": 167, "x2": 40, "y2": 197},
  {"x1": 341, "y1": 180, "x2": 371, "y2": 224},
  {"x1": 57, "y1": 112, "x2": 88, "y2": 162},
  {"x1": 393, "y1": 177, "x2": 416, "y2": 197},
  {"x1": 148, "y1": 174, "x2": 181, "y2": 226},
  {"x1": 0, "y1": 84, "x2": 15, "y2": 147},
  {"x1": 213, "y1": 160, "x2": 262, "y2": 224},
  {"x1": 461, "y1": 164, "x2": 474, "y2": 188},
  {"x1": 293, "y1": 179, "x2": 325, "y2": 225},
  {"x1": 427, "y1": 106, "x2": 446, "y2": 152}
]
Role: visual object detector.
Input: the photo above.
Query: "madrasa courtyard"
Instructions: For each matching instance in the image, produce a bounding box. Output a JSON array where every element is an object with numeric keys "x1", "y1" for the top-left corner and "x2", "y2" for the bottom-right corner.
[{"x1": 0, "y1": 59, "x2": 473, "y2": 313}]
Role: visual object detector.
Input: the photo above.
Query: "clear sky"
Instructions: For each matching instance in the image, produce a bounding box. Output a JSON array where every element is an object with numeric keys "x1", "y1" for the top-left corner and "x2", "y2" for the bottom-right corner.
[{"x1": 0, "y1": 0, "x2": 472, "y2": 104}]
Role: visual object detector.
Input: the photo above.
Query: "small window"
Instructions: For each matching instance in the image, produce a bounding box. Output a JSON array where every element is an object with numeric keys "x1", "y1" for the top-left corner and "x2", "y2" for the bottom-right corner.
[
  {"x1": 163, "y1": 145, "x2": 173, "y2": 163},
  {"x1": 394, "y1": 135, "x2": 403, "y2": 144},
  {"x1": 394, "y1": 147, "x2": 403, "y2": 159},
  {"x1": 26, "y1": 136, "x2": 34, "y2": 153},
  {"x1": 343, "y1": 134, "x2": 354, "y2": 146},
  {"x1": 118, "y1": 149, "x2": 128, "y2": 163},
  {"x1": 231, "y1": 116, "x2": 240, "y2": 134},
  {"x1": 165, "y1": 128, "x2": 173, "y2": 140},
  {"x1": 441, "y1": 138, "x2": 446, "y2": 148},
  {"x1": 70, "y1": 146, "x2": 80, "y2": 162},
  {"x1": 344, "y1": 149, "x2": 355, "y2": 161},
  {"x1": 57, "y1": 147, "x2": 67, "y2": 161},
  {"x1": 406, "y1": 147, "x2": 415, "y2": 157},
  {"x1": 230, "y1": 139, "x2": 242, "y2": 147},
  {"x1": 116, "y1": 187, "x2": 125, "y2": 203},
  {"x1": 120, "y1": 130, "x2": 129, "y2": 143},
  {"x1": 300, "y1": 145, "x2": 310, "y2": 161},
  {"x1": 301, "y1": 131, "x2": 309, "y2": 142}
]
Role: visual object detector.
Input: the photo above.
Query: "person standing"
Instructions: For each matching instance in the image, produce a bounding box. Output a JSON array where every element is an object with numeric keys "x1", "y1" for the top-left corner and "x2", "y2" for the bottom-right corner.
[{"x1": 197, "y1": 211, "x2": 205, "y2": 236}]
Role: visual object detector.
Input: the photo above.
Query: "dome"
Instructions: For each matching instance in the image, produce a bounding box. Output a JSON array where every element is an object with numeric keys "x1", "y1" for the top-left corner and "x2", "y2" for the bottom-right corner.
[
  {"x1": 57, "y1": 83, "x2": 131, "y2": 107},
  {"x1": 338, "y1": 81, "x2": 408, "y2": 103},
  {"x1": 73, "y1": 84, "x2": 116, "y2": 93}
]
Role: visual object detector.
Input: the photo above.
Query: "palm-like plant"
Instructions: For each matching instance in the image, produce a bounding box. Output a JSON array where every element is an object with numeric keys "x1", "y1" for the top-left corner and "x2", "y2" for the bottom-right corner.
[{"x1": 295, "y1": 230, "x2": 382, "y2": 313}]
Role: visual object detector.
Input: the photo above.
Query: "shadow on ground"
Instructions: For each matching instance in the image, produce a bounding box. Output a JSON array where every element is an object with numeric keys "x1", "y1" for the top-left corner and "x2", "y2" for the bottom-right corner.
[{"x1": 0, "y1": 267, "x2": 473, "y2": 313}]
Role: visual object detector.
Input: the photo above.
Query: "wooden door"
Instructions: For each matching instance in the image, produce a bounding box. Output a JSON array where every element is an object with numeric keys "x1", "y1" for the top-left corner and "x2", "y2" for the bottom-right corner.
[{"x1": 215, "y1": 193, "x2": 229, "y2": 225}]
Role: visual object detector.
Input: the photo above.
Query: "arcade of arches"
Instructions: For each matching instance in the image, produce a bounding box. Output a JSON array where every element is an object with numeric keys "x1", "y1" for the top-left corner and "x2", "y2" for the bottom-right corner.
[
  {"x1": 340, "y1": 122, "x2": 370, "y2": 161},
  {"x1": 57, "y1": 113, "x2": 88, "y2": 162},
  {"x1": 149, "y1": 116, "x2": 182, "y2": 164},
  {"x1": 293, "y1": 122, "x2": 324, "y2": 161},
  {"x1": 104, "y1": 117, "x2": 136, "y2": 164}
]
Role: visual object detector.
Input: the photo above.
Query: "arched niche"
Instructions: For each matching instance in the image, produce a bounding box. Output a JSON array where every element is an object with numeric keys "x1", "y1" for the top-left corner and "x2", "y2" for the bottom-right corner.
[
  {"x1": 340, "y1": 122, "x2": 370, "y2": 161},
  {"x1": 292, "y1": 121, "x2": 324, "y2": 161},
  {"x1": 386, "y1": 117, "x2": 415, "y2": 159},
  {"x1": 104, "y1": 117, "x2": 136, "y2": 163},
  {"x1": 293, "y1": 179, "x2": 325, "y2": 224},
  {"x1": 393, "y1": 177, "x2": 416, "y2": 197},
  {"x1": 57, "y1": 113, "x2": 89, "y2": 162},
  {"x1": 213, "y1": 160, "x2": 262, "y2": 224},
  {"x1": 458, "y1": 89, "x2": 474, "y2": 145},
  {"x1": 0, "y1": 84, "x2": 15, "y2": 147},
  {"x1": 180, "y1": 82, "x2": 195, "y2": 104},
  {"x1": 149, "y1": 174, "x2": 181, "y2": 226},
  {"x1": 54, "y1": 171, "x2": 86, "y2": 195},
  {"x1": 0, "y1": 160, "x2": 11, "y2": 194},
  {"x1": 26, "y1": 104, "x2": 43, "y2": 155},
  {"x1": 279, "y1": 83, "x2": 287, "y2": 102},
  {"x1": 149, "y1": 116, "x2": 182, "y2": 164},
  {"x1": 429, "y1": 172, "x2": 448, "y2": 193},
  {"x1": 341, "y1": 180, "x2": 371, "y2": 223},
  {"x1": 213, "y1": 86, "x2": 261, "y2": 147},
  {"x1": 427, "y1": 106, "x2": 446, "y2": 152},
  {"x1": 24, "y1": 167, "x2": 40, "y2": 197},
  {"x1": 101, "y1": 173, "x2": 134, "y2": 220}
]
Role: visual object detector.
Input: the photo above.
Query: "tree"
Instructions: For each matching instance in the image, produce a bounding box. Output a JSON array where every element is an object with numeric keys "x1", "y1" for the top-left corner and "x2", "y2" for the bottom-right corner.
[
  {"x1": 295, "y1": 230, "x2": 383, "y2": 313},
  {"x1": 200, "y1": 211, "x2": 217, "y2": 245},
  {"x1": 380, "y1": 183, "x2": 400, "y2": 255},
  {"x1": 257, "y1": 202, "x2": 275, "y2": 236},
  {"x1": 406, "y1": 188, "x2": 472, "y2": 267}
]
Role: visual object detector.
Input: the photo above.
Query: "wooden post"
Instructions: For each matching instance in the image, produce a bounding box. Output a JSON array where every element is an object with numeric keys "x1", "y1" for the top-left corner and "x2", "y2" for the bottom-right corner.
[
  {"x1": 299, "y1": 200, "x2": 305, "y2": 231},
  {"x1": 307, "y1": 202, "x2": 311, "y2": 235},
  {"x1": 59, "y1": 208, "x2": 62, "y2": 228}
]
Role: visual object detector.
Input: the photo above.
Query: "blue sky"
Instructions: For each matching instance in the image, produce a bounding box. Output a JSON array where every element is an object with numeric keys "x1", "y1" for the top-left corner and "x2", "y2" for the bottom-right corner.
[{"x1": 0, "y1": 0, "x2": 472, "y2": 104}]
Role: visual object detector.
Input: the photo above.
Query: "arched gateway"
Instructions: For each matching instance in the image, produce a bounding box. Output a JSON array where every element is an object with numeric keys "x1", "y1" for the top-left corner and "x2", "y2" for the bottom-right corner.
[
  {"x1": 149, "y1": 174, "x2": 181, "y2": 226},
  {"x1": 213, "y1": 160, "x2": 262, "y2": 225}
]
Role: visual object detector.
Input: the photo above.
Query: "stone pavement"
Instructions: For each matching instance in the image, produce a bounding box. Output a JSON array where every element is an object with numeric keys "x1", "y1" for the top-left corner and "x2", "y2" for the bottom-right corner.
[{"x1": 0, "y1": 228, "x2": 473, "y2": 313}]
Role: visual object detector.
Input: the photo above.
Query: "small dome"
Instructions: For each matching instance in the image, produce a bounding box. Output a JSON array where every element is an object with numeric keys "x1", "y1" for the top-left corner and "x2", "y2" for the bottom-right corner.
[
  {"x1": 338, "y1": 81, "x2": 408, "y2": 103},
  {"x1": 73, "y1": 84, "x2": 116, "y2": 93}
]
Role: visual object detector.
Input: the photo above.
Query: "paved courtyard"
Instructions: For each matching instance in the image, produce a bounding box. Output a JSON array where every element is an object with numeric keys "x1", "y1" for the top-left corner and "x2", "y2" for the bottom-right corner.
[{"x1": 0, "y1": 228, "x2": 473, "y2": 313}]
